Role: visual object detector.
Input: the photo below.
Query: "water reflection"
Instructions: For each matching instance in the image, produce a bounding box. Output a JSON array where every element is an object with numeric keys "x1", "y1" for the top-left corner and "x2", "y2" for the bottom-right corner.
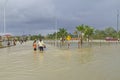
[
  {"x1": 6, "y1": 47, "x2": 11, "y2": 54},
  {"x1": 0, "y1": 41, "x2": 120, "y2": 80},
  {"x1": 33, "y1": 51, "x2": 44, "y2": 63},
  {"x1": 62, "y1": 50, "x2": 72, "y2": 62},
  {"x1": 77, "y1": 48, "x2": 94, "y2": 64},
  {"x1": 33, "y1": 51, "x2": 37, "y2": 61},
  {"x1": 39, "y1": 52, "x2": 44, "y2": 62}
]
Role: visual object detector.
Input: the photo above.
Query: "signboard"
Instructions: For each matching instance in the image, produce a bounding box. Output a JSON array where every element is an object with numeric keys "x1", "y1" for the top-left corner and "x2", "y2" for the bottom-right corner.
[{"x1": 66, "y1": 35, "x2": 71, "y2": 40}]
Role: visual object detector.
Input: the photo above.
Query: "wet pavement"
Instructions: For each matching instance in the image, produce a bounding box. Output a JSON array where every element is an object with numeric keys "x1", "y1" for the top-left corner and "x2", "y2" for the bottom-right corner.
[{"x1": 0, "y1": 41, "x2": 120, "y2": 80}]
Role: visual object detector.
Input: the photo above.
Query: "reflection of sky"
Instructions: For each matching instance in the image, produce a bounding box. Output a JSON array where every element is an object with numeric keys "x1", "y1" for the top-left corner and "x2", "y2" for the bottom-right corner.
[{"x1": 0, "y1": 0, "x2": 120, "y2": 35}]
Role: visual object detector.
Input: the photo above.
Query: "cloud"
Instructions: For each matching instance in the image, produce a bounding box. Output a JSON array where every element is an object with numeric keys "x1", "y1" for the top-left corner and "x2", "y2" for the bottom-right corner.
[
  {"x1": 6, "y1": 0, "x2": 55, "y2": 21},
  {"x1": 0, "y1": 0, "x2": 57, "y2": 35},
  {"x1": 0, "y1": 0, "x2": 120, "y2": 35}
]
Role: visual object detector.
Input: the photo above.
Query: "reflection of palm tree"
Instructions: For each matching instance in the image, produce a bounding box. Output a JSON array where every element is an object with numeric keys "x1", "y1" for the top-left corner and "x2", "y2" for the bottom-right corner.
[
  {"x1": 78, "y1": 48, "x2": 93, "y2": 64},
  {"x1": 39, "y1": 53, "x2": 44, "y2": 62}
]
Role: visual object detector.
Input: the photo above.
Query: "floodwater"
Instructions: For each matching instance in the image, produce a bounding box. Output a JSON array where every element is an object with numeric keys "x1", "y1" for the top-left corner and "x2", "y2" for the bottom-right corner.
[{"x1": 0, "y1": 41, "x2": 120, "y2": 80}]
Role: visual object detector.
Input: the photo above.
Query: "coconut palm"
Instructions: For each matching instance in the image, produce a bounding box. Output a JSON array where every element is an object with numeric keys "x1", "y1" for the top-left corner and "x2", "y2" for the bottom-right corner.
[
  {"x1": 74, "y1": 30, "x2": 79, "y2": 40},
  {"x1": 84, "y1": 25, "x2": 94, "y2": 42},
  {"x1": 57, "y1": 28, "x2": 68, "y2": 41},
  {"x1": 76, "y1": 24, "x2": 85, "y2": 45}
]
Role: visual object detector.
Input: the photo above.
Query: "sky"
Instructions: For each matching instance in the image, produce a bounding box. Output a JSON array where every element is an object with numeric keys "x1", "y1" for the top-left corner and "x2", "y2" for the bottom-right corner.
[{"x1": 0, "y1": 0, "x2": 120, "y2": 36}]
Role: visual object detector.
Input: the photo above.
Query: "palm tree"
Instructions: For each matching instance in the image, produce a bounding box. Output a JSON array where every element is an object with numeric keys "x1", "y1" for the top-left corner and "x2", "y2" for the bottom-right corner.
[
  {"x1": 74, "y1": 30, "x2": 79, "y2": 40},
  {"x1": 76, "y1": 24, "x2": 85, "y2": 45},
  {"x1": 84, "y1": 25, "x2": 94, "y2": 42},
  {"x1": 57, "y1": 28, "x2": 68, "y2": 41}
]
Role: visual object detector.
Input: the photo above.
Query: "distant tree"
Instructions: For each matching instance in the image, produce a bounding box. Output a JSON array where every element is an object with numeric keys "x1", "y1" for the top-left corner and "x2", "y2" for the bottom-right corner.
[
  {"x1": 118, "y1": 30, "x2": 120, "y2": 39},
  {"x1": 46, "y1": 34, "x2": 54, "y2": 39},
  {"x1": 30, "y1": 34, "x2": 44, "y2": 40},
  {"x1": 93, "y1": 29, "x2": 106, "y2": 39},
  {"x1": 104, "y1": 27, "x2": 117, "y2": 38}
]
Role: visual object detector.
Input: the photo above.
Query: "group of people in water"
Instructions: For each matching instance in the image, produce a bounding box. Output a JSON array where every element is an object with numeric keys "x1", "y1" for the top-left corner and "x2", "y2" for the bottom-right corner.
[
  {"x1": 4, "y1": 37, "x2": 46, "y2": 52},
  {"x1": 33, "y1": 38, "x2": 46, "y2": 52},
  {"x1": 7, "y1": 38, "x2": 27, "y2": 46}
]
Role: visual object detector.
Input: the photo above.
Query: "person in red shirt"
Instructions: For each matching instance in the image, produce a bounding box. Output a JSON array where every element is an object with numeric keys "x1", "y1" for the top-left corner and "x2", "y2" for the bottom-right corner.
[{"x1": 33, "y1": 40, "x2": 37, "y2": 51}]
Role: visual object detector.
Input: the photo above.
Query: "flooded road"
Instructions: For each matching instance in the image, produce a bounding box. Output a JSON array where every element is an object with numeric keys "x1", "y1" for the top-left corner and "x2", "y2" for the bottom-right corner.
[{"x1": 0, "y1": 41, "x2": 120, "y2": 80}]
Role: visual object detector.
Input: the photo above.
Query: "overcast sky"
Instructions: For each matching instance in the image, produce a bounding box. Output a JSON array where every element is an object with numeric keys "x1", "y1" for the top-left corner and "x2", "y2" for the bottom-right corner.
[{"x1": 0, "y1": 0, "x2": 120, "y2": 35}]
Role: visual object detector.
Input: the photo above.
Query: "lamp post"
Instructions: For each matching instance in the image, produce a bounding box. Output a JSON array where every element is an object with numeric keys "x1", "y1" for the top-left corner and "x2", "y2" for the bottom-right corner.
[
  {"x1": 3, "y1": 5, "x2": 6, "y2": 34},
  {"x1": 54, "y1": 16, "x2": 58, "y2": 46},
  {"x1": 3, "y1": 0, "x2": 8, "y2": 34},
  {"x1": 117, "y1": 10, "x2": 119, "y2": 40}
]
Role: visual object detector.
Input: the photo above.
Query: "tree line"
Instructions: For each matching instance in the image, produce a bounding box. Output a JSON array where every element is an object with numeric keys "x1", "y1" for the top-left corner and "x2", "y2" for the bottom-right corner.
[
  {"x1": 46, "y1": 24, "x2": 120, "y2": 40},
  {"x1": 29, "y1": 24, "x2": 120, "y2": 41}
]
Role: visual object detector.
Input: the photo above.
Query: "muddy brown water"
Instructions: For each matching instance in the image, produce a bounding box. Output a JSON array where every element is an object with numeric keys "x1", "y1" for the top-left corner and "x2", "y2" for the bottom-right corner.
[{"x1": 0, "y1": 41, "x2": 120, "y2": 80}]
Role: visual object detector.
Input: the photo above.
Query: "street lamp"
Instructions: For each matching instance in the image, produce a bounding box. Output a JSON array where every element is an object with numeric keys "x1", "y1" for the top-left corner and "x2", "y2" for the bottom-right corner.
[
  {"x1": 117, "y1": 10, "x2": 119, "y2": 40},
  {"x1": 3, "y1": 0, "x2": 8, "y2": 34},
  {"x1": 54, "y1": 16, "x2": 58, "y2": 46}
]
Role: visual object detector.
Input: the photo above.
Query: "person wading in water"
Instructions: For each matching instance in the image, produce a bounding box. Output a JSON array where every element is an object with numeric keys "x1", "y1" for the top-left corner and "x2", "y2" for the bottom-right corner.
[
  {"x1": 33, "y1": 40, "x2": 37, "y2": 51},
  {"x1": 38, "y1": 39, "x2": 46, "y2": 52}
]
